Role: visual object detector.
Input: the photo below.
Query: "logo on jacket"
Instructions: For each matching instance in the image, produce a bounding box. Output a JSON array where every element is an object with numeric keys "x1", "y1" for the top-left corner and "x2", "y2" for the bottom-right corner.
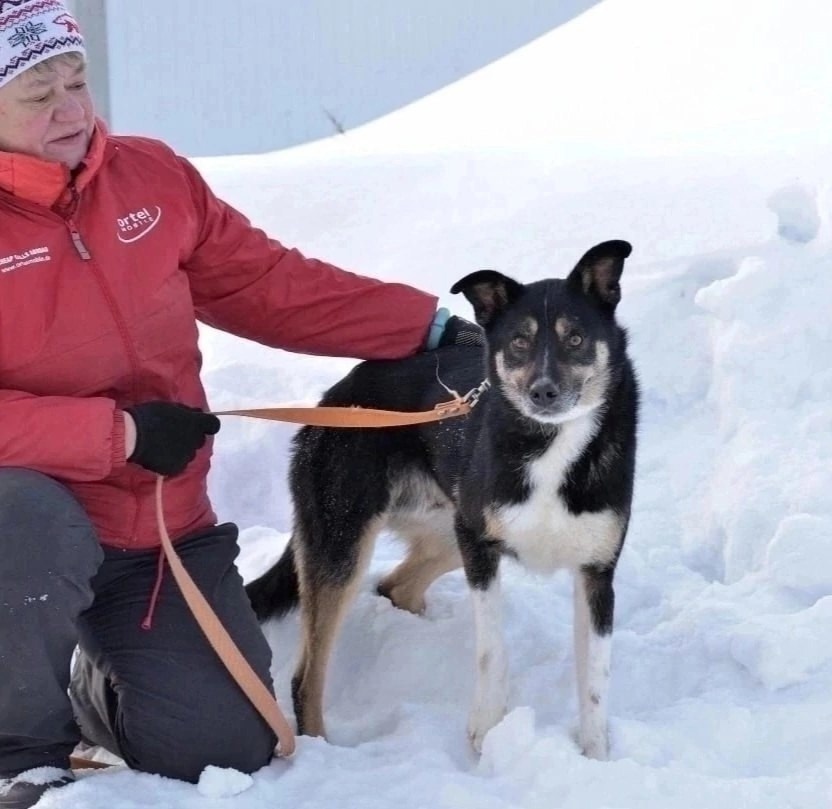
[{"x1": 116, "y1": 206, "x2": 162, "y2": 244}]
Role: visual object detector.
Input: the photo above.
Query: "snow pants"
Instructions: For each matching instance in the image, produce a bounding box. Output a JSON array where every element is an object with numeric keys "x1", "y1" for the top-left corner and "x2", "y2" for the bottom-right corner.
[{"x1": 0, "y1": 468, "x2": 276, "y2": 782}]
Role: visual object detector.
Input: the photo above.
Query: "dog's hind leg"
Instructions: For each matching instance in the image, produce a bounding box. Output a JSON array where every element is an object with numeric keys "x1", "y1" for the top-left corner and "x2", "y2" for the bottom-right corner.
[
  {"x1": 377, "y1": 511, "x2": 461, "y2": 614},
  {"x1": 573, "y1": 565, "x2": 615, "y2": 760},
  {"x1": 292, "y1": 519, "x2": 380, "y2": 739}
]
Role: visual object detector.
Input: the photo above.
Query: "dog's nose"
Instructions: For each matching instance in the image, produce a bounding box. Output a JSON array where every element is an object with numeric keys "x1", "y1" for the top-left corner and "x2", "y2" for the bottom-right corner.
[{"x1": 529, "y1": 378, "x2": 559, "y2": 404}]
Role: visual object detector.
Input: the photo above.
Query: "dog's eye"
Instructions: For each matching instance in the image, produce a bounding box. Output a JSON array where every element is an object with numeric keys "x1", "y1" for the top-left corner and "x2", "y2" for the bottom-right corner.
[
  {"x1": 511, "y1": 336, "x2": 531, "y2": 352},
  {"x1": 567, "y1": 333, "x2": 584, "y2": 348}
]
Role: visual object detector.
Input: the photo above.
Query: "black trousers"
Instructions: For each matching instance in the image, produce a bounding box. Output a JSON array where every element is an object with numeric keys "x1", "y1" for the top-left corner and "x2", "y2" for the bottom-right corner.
[{"x1": 0, "y1": 469, "x2": 276, "y2": 783}]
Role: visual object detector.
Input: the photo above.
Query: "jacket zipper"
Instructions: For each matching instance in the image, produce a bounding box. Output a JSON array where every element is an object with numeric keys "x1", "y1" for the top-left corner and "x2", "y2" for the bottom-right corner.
[
  {"x1": 61, "y1": 188, "x2": 143, "y2": 544},
  {"x1": 63, "y1": 183, "x2": 92, "y2": 260},
  {"x1": 67, "y1": 218, "x2": 92, "y2": 260}
]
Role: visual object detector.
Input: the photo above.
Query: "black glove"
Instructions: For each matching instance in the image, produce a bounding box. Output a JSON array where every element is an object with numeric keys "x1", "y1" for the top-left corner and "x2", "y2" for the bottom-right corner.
[
  {"x1": 126, "y1": 401, "x2": 220, "y2": 477},
  {"x1": 438, "y1": 315, "x2": 486, "y2": 348}
]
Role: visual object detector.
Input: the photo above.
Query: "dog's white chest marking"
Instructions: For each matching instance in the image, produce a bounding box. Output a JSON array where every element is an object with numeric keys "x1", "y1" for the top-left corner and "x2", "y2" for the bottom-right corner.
[{"x1": 495, "y1": 414, "x2": 621, "y2": 572}]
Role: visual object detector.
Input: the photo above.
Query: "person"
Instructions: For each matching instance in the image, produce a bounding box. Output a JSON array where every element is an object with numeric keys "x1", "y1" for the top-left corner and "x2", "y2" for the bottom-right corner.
[{"x1": 0, "y1": 4, "x2": 483, "y2": 807}]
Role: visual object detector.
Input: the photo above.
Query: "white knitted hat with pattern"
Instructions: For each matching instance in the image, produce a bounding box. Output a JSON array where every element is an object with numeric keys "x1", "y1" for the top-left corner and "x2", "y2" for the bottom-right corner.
[{"x1": 0, "y1": 0, "x2": 85, "y2": 90}]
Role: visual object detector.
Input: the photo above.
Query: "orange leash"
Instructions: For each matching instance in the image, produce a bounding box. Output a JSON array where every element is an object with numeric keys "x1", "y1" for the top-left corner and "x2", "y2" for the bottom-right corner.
[
  {"x1": 212, "y1": 382, "x2": 490, "y2": 428},
  {"x1": 163, "y1": 386, "x2": 489, "y2": 758},
  {"x1": 70, "y1": 382, "x2": 490, "y2": 771},
  {"x1": 153, "y1": 477, "x2": 297, "y2": 757}
]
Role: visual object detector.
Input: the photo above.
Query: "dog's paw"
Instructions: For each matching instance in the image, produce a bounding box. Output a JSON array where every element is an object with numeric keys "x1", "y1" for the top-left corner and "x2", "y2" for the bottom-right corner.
[
  {"x1": 375, "y1": 580, "x2": 426, "y2": 615},
  {"x1": 578, "y1": 731, "x2": 609, "y2": 761},
  {"x1": 467, "y1": 704, "x2": 506, "y2": 754},
  {"x1": 467, "y1": 720, "x2": 489, "y2": 754}
]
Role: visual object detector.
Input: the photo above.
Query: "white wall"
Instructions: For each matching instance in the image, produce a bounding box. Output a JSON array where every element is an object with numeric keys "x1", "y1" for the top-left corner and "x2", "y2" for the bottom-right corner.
[
  {"x1": 66, "y1": 0, "x2": 109, "y2": 121},
  {"x1": 72, "y1": 0, "x2": 599, "y2": 157}
]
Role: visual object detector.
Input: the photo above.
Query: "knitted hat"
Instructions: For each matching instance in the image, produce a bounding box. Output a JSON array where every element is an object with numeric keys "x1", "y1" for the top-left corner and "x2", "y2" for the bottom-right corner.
[{"x1": 0, "y1": 1, "x2": 85, "y2": 90}]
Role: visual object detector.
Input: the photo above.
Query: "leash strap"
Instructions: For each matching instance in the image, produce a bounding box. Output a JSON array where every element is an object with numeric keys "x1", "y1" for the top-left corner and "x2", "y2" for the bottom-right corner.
[
  {"x1": 154, "y1": 476, "x2": 297, "y2": 757},
  {"x1": 163, "y1": 386, "x2": 489, "y2": 756},
  {"x1": 70, "y1": 382, "x2": 493, "y2": 771},
  {"x1": 213, "y1": 403, "x2": 469, "y2": 426},
  {"x1": 213, "y1": 381, "x2": 490, "y2": 428},
  {"x1": 214, "y1": 404, "x2": 467, "y2": 426}
]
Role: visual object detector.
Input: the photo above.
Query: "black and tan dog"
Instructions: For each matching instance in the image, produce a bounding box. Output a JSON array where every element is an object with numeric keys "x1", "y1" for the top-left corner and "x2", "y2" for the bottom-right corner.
[{"x1": 247, "y1": 240, "x2": 639, "y2": 759}]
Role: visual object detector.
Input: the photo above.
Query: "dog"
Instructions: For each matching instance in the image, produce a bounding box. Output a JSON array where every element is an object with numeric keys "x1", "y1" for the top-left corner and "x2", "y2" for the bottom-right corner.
[{"x1": 246, "y1": 239, "x2": 639, "y2": 760}]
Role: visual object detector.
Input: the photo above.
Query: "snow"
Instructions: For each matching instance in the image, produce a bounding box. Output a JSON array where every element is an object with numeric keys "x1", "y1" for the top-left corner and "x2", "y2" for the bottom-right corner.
[
  {"x1": 196, "y1": 766, "x2": 254, "y2": 799},
  {"x1": 48, "y1": 0, "x2": 832, "y2": 806}
]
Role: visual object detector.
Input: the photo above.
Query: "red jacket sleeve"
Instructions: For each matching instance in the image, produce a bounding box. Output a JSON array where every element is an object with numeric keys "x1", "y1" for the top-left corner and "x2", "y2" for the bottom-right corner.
[
  {"x1": 178, "y1": 158, "x2": 439, "y2": 360},
  {"x1": 0, "y1": 390, "x2": 126, "y2": 481}
]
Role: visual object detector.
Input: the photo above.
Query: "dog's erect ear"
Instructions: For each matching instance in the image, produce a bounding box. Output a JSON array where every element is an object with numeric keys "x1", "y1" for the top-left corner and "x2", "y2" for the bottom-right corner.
[
  {"x1": 450, "y1": 270, "x2": 525, "y2": 327},
  {"x1": 566, "y1": 240, "x2": 632, "y2": 312}
]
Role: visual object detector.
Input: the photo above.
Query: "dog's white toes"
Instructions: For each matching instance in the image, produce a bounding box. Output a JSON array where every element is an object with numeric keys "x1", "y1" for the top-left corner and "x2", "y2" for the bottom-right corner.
[
  {"x1": 579, "y1": 733, "x2": 609, "y2": 761},
  {"x1": 467, "y1": 707, "x2": 505, "y2": 754},
  {"x1": 467, "y1": 720, "x2": 489, "y2": 754}
]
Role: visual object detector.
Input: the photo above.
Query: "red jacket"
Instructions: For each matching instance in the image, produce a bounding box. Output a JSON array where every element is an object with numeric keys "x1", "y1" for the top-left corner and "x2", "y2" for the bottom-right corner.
[{"x1": 0, "y1": 124, "x2": 438, "y2": 549}]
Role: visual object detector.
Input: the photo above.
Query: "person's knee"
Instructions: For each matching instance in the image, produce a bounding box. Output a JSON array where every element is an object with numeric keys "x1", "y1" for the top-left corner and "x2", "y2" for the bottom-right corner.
[
  {"x1": 118, "y1": 703, "x2": 276, "y2": 782},
  {"x1": 0, "y1": 468, "x2": 102, "y2": 580},
  {"x1": 0, "y1": 467, "x2": 86, "y2": 523}
]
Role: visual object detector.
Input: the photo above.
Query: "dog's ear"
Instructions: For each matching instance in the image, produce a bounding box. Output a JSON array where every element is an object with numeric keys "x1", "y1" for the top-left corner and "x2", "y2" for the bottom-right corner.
[
  {"x1": 566, "y1": 240, "x2": 632, "y2": 312},
  {"x1": 450, "y1": 270, "x2": 525, "y2": 326}
]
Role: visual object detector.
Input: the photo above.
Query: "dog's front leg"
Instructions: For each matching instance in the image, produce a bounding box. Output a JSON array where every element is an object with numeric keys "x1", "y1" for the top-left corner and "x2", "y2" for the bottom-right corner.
[
  {"x1": 468, "y1": 576, "x2": 509, "y2": 753},
  {"x1": 574, "y1": 565, "x2": 615, "y2": 760},
  {"x1": 457, "y1": 520, "x2": 507, "y2": 753}
]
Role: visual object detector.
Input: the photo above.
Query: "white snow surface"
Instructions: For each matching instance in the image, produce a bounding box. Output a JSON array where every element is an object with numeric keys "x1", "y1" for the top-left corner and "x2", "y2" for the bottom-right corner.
[{"x1": 50, "y1": 0, "x2": 832, "y2": 806}]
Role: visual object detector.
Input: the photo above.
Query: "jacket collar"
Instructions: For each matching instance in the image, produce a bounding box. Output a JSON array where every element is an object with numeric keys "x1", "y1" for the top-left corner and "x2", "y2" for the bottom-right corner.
[{"x1": 0, "y1": 119, "x2": 109, "y2": 209}]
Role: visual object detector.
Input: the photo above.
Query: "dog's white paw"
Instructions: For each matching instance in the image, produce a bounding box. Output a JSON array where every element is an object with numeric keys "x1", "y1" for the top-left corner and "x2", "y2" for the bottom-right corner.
[
  {"x1": 467, "y1": 702, "x2": 506, "y2": 754},
  {"x1": 578, "y1": 730, "x2": 609, "y2": 761}
]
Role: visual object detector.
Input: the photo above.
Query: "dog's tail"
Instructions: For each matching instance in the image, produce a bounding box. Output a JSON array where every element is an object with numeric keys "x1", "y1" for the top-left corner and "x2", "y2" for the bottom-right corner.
[{"x1": 245, "y1": 540, "x2": 300, "y2": 622}]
